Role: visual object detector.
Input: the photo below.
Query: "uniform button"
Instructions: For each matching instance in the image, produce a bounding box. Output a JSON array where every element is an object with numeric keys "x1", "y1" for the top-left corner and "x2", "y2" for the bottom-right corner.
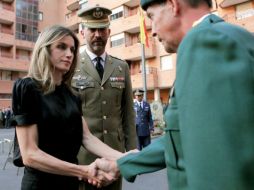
[
  {"x1": 101, "y1": 86, "x2": 104, "y2": 90},
  {"x1": 102, "y1": 101, "x2": 106, "y2": 104},
  {"x1": 104, "y1": 130, "x2": 108, "y2": 134},
  {"x1": 103, "y1": 116, "x2": 107, "y2": 120}
]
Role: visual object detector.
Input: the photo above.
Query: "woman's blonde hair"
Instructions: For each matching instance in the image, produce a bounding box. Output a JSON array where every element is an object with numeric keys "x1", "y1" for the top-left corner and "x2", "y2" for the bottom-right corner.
[{"x1": 28, "y1": 25, "x2": 80, "y2": 94}]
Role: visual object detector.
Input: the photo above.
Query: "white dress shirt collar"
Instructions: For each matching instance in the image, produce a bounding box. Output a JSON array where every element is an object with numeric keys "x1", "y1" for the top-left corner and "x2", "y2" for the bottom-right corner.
[
  {"x1": 85, "y1": 48, "x2": 106, "y2": 67},
  {"x1": 137, "y1": 101, "x2": 143, "y2": 108}
]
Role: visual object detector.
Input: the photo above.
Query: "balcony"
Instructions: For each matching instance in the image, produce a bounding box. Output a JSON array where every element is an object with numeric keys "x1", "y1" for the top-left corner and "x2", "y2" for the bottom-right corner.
[
  {"x1": 16, "y1": 39, "x2": 35, "y2": 51},
  {"x1": 123, "y1": 0, "x2": 140, "y2": 8},
  {"x1": 110, "y1": 13, "x2": 151, "y2": 35},
  {"x1": 220, "y1": 0, "x2": 250, "y2": 8},
  {"x1": 157, "y1": 69, "x2": 176, "y2": 89},
  {"x1": 0, "y1": 8, "x2": 15, "y2": 25},
  {"x1": 131, "y1": 53, "x2": 177, "y2": 90},
  {"x1": 222, "y1": 10, "x2": 254, "y2": 32},
  {"x1": 0, "y1": 32, "x2": 14, "y2": 47},
  {"x1": 65, "y1": 12, "x2": 81, "y2": 31},
  {"x1": 130, "y1": 70, "x2": 176, "y2": 90},
  {"x1": 107, "y1": 37, "x2": 156, "y2": 61},
  {"x1": 0, "y1": 80, "x2": 14, "y2": 94},
  {"x1": 0, "y1": 57, "x2": 29, "y2": 72},
  {"x1": 0, "y1": 99, "x2": 12, "y2": 109},
  {"x1": 89, "y1": 0, "x2": 139, "y2": 9},
  {"x1": 66, "y1": 0, "x2": 79, "y2": 11},
  {"x1": 131, "y1": 67, "x2": 158, "y2": 89}
]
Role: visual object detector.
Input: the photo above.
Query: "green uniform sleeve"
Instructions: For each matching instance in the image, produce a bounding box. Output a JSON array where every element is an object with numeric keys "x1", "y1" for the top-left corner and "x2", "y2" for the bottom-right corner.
[{"x1": 117, "y1": 136, "x2": 166, "y2": 182}]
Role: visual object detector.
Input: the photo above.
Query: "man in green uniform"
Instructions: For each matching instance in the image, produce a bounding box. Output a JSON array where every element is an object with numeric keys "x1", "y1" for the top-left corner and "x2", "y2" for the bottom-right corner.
[
  {"x1": 71, "y1": 4, "x2": 137, "y2": 190},
  {"x1": 94, "y1": 0, "x2": 254, "y2": 189}
]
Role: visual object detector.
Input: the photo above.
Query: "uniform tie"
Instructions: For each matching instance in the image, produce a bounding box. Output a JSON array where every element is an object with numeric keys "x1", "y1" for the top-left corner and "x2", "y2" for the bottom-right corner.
[
  {"x1": 95, "y1": 57, "x2": 104, "y2": 79},
  {"x1": 139, "y1": 102, "x2": 142, "y2": 109}
]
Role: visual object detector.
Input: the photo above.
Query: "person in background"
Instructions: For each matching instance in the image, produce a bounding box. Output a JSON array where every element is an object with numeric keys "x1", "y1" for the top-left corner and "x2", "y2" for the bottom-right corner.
[
  {"x1": 0, "y1": 108, "x2": 4, "y2": 128},
  {"x1": 11, "y1": 25, "x2": 126, "y2": 190},
  {"x1": 72, "y1": 4, "x2": 137, "y2": 190},
  {"x1": 93, "y1": 0, "x2": 254, "y2": 189},
  {"x1": 133, "y1": 89, "x2": 154, "y2": 150},
  {"x1": 4, "y1": 106, "x2": 12, "y2": 128}
]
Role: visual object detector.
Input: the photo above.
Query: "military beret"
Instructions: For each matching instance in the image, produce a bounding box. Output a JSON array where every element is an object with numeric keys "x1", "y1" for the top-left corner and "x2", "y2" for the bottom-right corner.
[
  {"x1": 78, "y1": 4, "x2": 112, "y2": 28},
  {"x1": 134, "y1": 89, "x2": 144, "y2": 96},
  {"x1": 140, "y1": 0, "x2": 166, "y2": 11}
]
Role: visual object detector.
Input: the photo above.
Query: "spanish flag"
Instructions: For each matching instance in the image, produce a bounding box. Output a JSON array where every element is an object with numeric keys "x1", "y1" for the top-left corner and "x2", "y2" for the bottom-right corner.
[{"x1": 139, "y1": 7, "x2": 149, "y2": 48}]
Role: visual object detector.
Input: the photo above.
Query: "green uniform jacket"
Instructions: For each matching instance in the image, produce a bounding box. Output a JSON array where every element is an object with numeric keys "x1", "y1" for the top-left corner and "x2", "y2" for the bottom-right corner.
[
  {"x1": 72, "y1": 51, "x2": 136, "y2": 165},
  {"x1": 117, "y1": 14, "x2": 254, "y2": 190}
]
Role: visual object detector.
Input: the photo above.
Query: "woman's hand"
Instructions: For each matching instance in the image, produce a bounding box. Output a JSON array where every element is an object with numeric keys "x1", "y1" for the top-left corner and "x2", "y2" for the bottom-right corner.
[{"x1": 79, "y1": 164, "x2": 102, "y2": 188}]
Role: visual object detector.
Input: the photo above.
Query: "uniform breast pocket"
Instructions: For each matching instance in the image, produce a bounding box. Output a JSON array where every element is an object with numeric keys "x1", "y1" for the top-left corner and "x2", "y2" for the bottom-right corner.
[
  {"x1": 164, "y1": 97, "x2": 184, "y2": 170},
  {"x1": 144, "y1": 107, "x2": 149, "y2": 112},
  {"x1": 71, "y1": 81, "x2": 95, "y2": 106},
  {"x1": 110, "y1": 82, "x2": 125, "y2": 90},
  {"x1": 110, "y1": 82, "x2": 125, "y2": 105}
]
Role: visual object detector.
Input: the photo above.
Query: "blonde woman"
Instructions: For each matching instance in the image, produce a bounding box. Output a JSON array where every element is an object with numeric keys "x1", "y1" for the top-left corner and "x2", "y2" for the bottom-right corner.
[{"x1": 11, "y1": 25, "x2": 123, "y2": 190}]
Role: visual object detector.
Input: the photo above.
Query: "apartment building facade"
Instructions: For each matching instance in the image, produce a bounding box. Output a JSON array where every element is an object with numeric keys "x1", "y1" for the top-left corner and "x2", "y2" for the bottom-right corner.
[
  {"x1": 0, "y1": 0, "x2": 254, "y2": 108},
  {"x1": 0, "y1": 0, "x2": 68, "y2": 109}
]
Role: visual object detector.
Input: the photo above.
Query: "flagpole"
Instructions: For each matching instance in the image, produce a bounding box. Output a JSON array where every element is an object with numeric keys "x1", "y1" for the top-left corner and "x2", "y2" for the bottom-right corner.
[
  {"x1": 139, "y1": 6, "x2": 148, "y2": 101},
  {"x1": 141, "y1": 43, "x2": 147, "y2": 101}
]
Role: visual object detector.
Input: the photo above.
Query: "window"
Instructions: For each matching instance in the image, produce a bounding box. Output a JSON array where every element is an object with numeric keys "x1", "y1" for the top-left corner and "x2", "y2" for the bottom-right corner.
[
  {"x1": 111, "y1": 33, "x2": 125, "y2": 47},
  {"x1": 2, "y1": 71, "x2": 11, "y2": 80},
  {"x1": 16, "y1": 9, "x2": 22, "y2": 17},
  {"x1": 236, "y1": 2, "x2": 254, "y2": 20},
  {"x1": 16, "y1": 49, "x2": 30, "y2": 60},
  {"x1": 110, "y1": 6, "x2": 123, "y2": 21},
  {"x1": 160, "y1": 55, "x2": 173, "y2": 70},
  {"x1": 16, "y1": 0, "x2": 39, "y2": 42},
  {"x1": 79, "y1": 0, "x2": 88, "y2": 9},
  {"x1": 139, "y1": 64, "x2": 147, "y2": 74},
  {"x1": 38, "y1": 12, "x2": 43, "y2": 21},
  {"x1": 21, "y1": 24, "x2": 27, "y2": 33}
]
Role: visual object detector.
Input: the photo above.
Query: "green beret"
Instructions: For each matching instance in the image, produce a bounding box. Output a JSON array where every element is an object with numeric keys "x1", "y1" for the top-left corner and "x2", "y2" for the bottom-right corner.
[
  {"x1": 78, "y1": 4, "x2": 112, "y2": 28},
  {"x1": 140, "y1": 0, "x2": 165, "y2": 10}
]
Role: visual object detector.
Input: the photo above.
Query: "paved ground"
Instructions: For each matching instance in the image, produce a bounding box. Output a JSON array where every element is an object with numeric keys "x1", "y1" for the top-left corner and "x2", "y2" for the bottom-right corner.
[
  {"x1": 0, "y1": 128, "x2": 168, "y2": 190},
  {"x1": 0, "y1": 128, "x2": 23, "y2": 189}
]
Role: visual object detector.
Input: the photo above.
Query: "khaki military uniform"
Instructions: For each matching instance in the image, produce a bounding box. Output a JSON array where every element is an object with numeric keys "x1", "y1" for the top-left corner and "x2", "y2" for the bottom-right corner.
[{"x1": 72, "y1": 51, "x2": 136, "y2": 190}]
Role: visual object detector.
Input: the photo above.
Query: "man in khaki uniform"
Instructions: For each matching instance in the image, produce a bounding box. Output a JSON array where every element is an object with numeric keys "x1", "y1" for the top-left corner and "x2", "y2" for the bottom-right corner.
[{"x1": 71, "y1": 4, "x2": 137, "y2": 190}]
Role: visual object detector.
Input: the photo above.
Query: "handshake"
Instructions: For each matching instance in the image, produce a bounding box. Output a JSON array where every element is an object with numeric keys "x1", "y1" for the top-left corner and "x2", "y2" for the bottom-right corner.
[
  {"x1": 86, "y1": 158, "x2": 120, "y2": 188},
  {"x1": 82, "y1": 149, "x2": 139, "y2": 188}
]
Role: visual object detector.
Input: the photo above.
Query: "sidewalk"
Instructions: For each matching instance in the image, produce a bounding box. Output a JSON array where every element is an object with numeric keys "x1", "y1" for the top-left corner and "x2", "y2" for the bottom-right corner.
[{"x1": 0, "y1": 128, "x2": 23, "y2": 189}]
